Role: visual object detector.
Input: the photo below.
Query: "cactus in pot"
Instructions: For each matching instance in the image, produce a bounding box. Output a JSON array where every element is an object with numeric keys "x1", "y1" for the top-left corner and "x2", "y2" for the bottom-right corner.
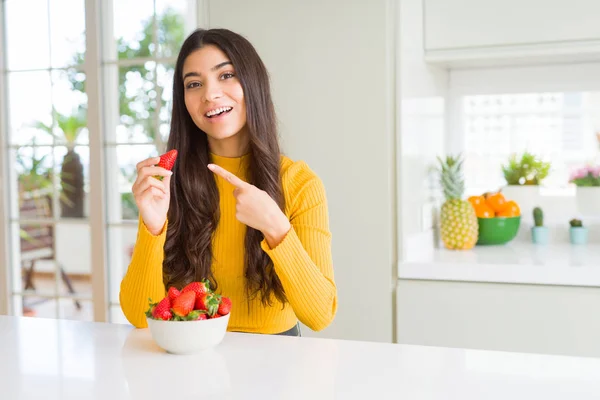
[
  {"x1": 531, "y1": 207, "x2": 549, "y2": 244},
  {"x1": 569, "y1": 218, "x2": 588, "y2": 245},
  {"x1": 533, "y1": 207, "x2": 544, "y2": 227}
]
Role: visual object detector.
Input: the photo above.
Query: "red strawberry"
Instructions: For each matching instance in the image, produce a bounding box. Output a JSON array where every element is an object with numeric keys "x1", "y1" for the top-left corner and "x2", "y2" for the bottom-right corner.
[
  {"x1": 172, "y1": 291, "x2": 196, "y2": 317},
  {"x1": 195, "y1": 292, "x2": 220, "y2": 317},
  {"x1": 154, "y1": 149, "x2": 178, "y2": 181},
  {"x1": 157, "y1": 149, "x2": 178, "y2": 171},
  {"x1": 151, "y1": 297, "x2": 172, "y2": 320},
  {"x1": 181, "y1": 281, "x2": 208, "y2": 299},
  {"x1": 218, "y1": 296, "x2": 232, "y2": 316},
  {"x1": 194, "y1": 293, "x2": 208, "y2": 312},
  {"x1": 167, "y1": 286, "x2": 181, "y2": 302},
  {"x1": 183, "y1": 310, "x2": 207, "y2": 321}
]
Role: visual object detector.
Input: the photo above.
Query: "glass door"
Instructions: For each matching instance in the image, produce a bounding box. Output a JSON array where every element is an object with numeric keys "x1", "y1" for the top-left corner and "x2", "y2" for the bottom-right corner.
[{"x1": 0, "y1": 0, "x2": 201, "y2": 322}]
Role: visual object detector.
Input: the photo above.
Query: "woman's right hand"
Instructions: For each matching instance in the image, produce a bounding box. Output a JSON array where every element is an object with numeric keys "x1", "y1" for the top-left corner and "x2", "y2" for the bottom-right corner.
[{"x1": 132, "y1": 156, "x2": 173, "y2": 236}]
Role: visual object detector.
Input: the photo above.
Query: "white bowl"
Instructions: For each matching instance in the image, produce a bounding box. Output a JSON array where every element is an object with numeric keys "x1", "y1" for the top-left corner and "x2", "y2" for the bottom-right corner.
[{"x1": 146, "y1": 313, "x2": 230, "y2": 354}]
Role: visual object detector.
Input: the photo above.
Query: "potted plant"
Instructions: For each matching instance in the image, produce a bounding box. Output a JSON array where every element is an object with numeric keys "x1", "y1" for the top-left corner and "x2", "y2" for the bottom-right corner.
[
  {"x1": 34, "y1": 107, "x2": 88, "y2": 218},
  {"x1": 501, "y1": 152, "x2": 551, "y2": 224},
  {"x1": 569, "y1": 165, "x2": 600, "y2": 216},
  {"x1": 531, "y1": 207, "x2": 549, "y2": 245},
  {"x1": 569, "y1": 218, "x2": 588, "y2": 245}
]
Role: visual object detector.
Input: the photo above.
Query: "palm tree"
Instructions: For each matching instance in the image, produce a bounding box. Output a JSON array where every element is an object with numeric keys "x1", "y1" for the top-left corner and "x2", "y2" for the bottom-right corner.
[{"x1": 35, "y1": 108, "x2": 87, "y2": 218}]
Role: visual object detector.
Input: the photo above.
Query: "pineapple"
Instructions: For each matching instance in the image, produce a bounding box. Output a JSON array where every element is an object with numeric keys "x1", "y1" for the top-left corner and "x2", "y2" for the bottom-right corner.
[{"x1": 437, "y1": 155, "x2": 478, "y2": 250}]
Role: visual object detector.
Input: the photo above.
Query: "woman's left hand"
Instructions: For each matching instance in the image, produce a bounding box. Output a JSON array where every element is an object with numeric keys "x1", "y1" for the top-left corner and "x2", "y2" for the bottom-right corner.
[{"x1": 208, "y1": 163, "x2": 291, "y2": 248}]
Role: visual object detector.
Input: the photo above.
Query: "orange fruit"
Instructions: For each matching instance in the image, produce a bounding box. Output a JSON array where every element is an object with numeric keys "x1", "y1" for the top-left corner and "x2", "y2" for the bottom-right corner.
[
  {"x1": 496, "y1": 200, "x2": 520, "y2": 217},
  {"x1": 485, "y1": 192, "x2": 507, "y2": 213},
  {"x1": 468, "y1": 196, "x2": 485, "y2": 207},
  {"x1": 475, "y1": 203, "x2": 495, "y2": 218}
]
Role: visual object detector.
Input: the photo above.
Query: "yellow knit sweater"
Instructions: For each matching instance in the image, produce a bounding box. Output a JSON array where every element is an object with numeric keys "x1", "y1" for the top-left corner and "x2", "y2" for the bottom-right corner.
[{"x1": 119, "y1": 153, "x2": 337, "y2": 333}]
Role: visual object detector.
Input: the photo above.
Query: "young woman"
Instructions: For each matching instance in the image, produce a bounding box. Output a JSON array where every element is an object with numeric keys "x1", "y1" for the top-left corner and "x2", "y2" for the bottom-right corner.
[{"x1": 119, "y1": 28, "x2": 337, "y2": 336}]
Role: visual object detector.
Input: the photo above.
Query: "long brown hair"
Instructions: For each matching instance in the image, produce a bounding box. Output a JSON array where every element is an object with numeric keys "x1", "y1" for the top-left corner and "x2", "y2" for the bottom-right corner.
[{"x1": 163, "y1": 28, "x2": 287, "y2": 306}]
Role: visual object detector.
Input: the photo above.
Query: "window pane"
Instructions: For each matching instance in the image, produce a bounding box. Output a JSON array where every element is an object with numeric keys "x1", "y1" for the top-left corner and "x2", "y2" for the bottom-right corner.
[
  {"x1": 156, "y1": 0, "x2": 196, "y2": 58},
  {"x1": 55, "y1": 222, "x2": 92, "y2": 297},
  {"x1": 51, "y1": 70, "x2": 89, "y2": 145},
  {"x1": 21, "y1": 297, "x2": 59, "y2": 319},
  {"x1": 157, "y1": 63, "x2": 175, "y2": 142},
  {"x1": 58, "y1": 299, "x2": 93, "y2": 321},
  {"x1": 14, "y1": 146, "x2": 55, "y2": 220},
  {"x1": 49, "y1": 0, "x2": 86, "y2": 68},
  {"x1": 55, "y1": 146, "x2": 90, "y2": 219},
  {"x1": 17, "y1": 221, "x2": 59, "y2": 307},
  {"x1": 107, "y1": 225, "x2": 139, "y2": 305},
  {"x1": 107, "y1": 0, "x2": 155, "y2": 62},
  {"x1": 463, "y1": 92, "x2": 600, "y2": 193},
  {"x1": 8, "y1": 71, "x2": 54, "y2": 146},
  {"x1": 106, "y1": 64, "x2": 158, "y2": 143},
  {"x1": 5, "y1": 0, "x2": 51, "y2": 70},
  {"x1": 110, "y1": 305, "x2": 130, "y2": 324}
]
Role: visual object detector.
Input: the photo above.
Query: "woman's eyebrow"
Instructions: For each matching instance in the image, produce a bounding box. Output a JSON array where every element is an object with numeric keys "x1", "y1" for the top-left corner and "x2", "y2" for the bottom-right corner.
[
  {"x1": 183, "y1": 61, "x2": 233, "y2": 80},
  {"x1": 212, "y1": 61, "x2": 232, "y2": 71}
]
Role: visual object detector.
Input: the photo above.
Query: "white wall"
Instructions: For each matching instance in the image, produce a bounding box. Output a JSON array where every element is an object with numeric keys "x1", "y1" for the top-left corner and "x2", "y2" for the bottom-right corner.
[
  {"x1": 398, "y1": 0, "x2": 447, "y2": 255},
  {"x1": 207, "y1": 0, "x2": 397, "y2": 343},
  {"x1": 449, "y1": 62, "x2": 600, "y2": 95}
]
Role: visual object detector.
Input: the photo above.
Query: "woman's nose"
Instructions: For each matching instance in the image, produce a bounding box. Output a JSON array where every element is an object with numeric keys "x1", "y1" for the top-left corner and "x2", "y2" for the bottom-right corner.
[{"x1": 203, "y1": 81, "x2": 223, "y2": 102}]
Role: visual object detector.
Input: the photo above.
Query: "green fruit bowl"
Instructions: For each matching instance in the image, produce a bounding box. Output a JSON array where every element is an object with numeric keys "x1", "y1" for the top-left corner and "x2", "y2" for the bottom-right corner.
[{"x1": 476, "y1": 216, "x2": 521, "y2": 245}]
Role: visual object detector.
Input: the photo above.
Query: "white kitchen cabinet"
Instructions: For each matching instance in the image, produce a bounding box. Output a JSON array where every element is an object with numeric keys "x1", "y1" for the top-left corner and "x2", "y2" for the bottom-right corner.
[
  {"x1": 396, "y1": 241, "x2": 600, "y2": 357},
  {"x1": 423, "y1": 0, "x2": 600, "y2": 66},
  {"x1": 397, "y1": 279, "x2": 600, "y2": 358}
]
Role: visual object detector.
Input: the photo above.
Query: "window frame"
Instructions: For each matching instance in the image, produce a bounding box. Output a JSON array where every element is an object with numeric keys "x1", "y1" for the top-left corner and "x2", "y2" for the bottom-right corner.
[
  {"x1": 0, "y1": 0, "x2": 209, "y2": 319},
  {"x1": 446, "y1": 62, "x2": 600, "y2": 194}
]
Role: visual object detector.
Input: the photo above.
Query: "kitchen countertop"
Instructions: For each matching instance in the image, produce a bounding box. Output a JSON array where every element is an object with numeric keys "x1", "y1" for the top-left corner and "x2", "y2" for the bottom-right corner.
[
  {"x1": 2, "y1": 315, "x2": 600, "y2": 399},
  {"x1": 399, "y1": 241, "x2": 600, "y2": 287}
]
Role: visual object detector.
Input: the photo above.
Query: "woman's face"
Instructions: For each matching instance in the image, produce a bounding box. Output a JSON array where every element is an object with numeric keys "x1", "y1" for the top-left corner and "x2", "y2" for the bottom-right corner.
[{"x1": 182, "y1": 45, "x2": 247, "y2": 147}]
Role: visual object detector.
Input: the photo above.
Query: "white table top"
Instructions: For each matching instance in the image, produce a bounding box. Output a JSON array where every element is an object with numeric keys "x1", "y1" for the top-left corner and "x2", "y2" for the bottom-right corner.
[
  {"x1": 2, "y1": 315, "x2": 600, "y2": 399},
  {"x1": 400, "y1": 242, "x2": 600, "y2": 287}
]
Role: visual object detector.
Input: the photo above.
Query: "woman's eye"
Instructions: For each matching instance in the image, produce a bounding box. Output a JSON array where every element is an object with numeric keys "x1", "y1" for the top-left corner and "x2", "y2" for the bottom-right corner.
[
  {"x1": 186, "y1": 82, "x2": 201, "y2": 89},
  {"x1": 221, "y1": 72, "x2": 235, "y2": 80}
]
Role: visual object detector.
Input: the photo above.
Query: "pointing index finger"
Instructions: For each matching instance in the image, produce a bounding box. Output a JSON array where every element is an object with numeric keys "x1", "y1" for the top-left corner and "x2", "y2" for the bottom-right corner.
[{"x1": 207, "y1": 164, "x2": 249, "y2": 188}]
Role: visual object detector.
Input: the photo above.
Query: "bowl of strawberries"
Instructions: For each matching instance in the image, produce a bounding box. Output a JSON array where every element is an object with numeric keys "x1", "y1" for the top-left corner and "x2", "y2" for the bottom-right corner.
[{"x1": 145, "y1": 280, "x2": 232, "y2": 354}]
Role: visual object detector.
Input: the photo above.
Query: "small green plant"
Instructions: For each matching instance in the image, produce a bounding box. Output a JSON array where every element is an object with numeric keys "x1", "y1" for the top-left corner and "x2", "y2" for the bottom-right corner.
[
  {"x1": 569, "y1": 218, "x2": 583, "y2": 228},
  {"x1": 533, "y1": 207, "x2": 544, "y2": 227},
  {"x1": 502, "y1": 152, "x2": 551, "y2": 185}
]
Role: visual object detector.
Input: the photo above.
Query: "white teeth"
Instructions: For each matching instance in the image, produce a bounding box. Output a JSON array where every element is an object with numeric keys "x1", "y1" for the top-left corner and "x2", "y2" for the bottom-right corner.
[{"x1": 206, "y1": 107, "x2": 232, "y2": 117}]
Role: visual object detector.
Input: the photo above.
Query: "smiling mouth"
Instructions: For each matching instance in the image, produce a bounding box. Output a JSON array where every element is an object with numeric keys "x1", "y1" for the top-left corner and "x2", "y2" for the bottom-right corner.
[{"x1": 205, "y1": 107, "x2": 233, "y2": 118}]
